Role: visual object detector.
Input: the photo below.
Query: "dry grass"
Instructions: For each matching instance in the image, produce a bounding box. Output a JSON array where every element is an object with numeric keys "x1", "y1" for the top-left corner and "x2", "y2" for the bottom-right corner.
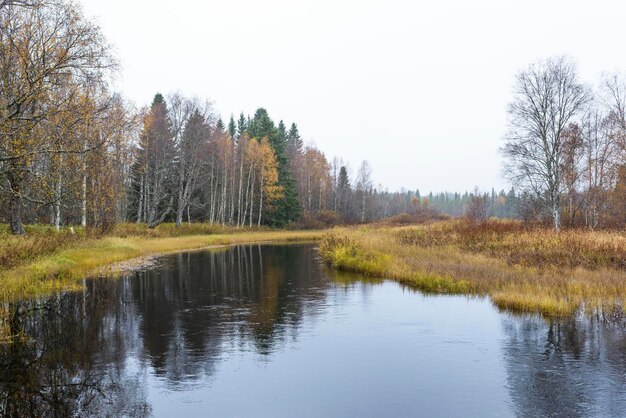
[
  {"x1": 0, "y1": 222, "x2": 257, "y2": 271},
  {"x1": 0, "y1": 231, "x2": 82, "y2": 270},
  {"x1": 395, "y1": 220, "x2": 626, "y2": 270},
  {"x1": 319, "y1": 220, "x2": 626, "y2": 317},
  {"x1": 0, "y1": 225, "x2": 326, "y2": 301},
  {"x1": 110, "y1": 222, "x2": 238, "y2": 238}
]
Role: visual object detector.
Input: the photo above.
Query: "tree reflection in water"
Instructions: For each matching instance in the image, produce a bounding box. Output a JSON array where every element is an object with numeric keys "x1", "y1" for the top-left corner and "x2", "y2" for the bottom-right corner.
[
  {"x1": 0, "y1": 283, "x2": 150, "y2": 417},
  {"x1": 502, "y1": 310, "x2": 626, "y2": 417},
  {"x1": 2, "y1": 244, "x2": 626, "y2": 417},
  {"x1": 0, "y1": 244, "x2": 328, "y2": 416},
  {"x1": 132, "y1": 244, "x2": 328, "y2": 381}
]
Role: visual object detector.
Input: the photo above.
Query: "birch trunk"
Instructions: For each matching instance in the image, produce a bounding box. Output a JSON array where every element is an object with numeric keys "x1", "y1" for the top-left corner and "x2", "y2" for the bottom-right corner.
[
  {"x1": 249, "y1": 169, "x2": 255, "y2": 228},
  {"x1": 136, "y1": 175, "x2": 144, "y2": 223},
  {"x1": 258, "y1": 171, "x2": 263, "y2": 227},
  {"x1": 55, "y1": 172, "x2": 62, "y2": 231},
  {"x1": 81, "y1": 147, "x2": 87, "y2": 228},
  {"x1": 237, "y1": 157, "x2": 244, "y2": 227},
  {"x1": 242, "y1": 163, "x2": 253, "y2": 228}
]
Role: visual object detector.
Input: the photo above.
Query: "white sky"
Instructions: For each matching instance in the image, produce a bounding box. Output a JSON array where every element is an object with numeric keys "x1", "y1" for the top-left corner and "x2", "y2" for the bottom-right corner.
[{"x1": 80, "y1": 0, "x2": 626, "y2": 193}]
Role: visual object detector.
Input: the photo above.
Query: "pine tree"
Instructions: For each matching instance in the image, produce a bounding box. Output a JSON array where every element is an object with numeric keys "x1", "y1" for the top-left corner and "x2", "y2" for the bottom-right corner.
[
  {"x1": 248, "y1": 108, "x2": 275, "y2": 139},
  {"x1": 237, "y1": 113, "x2": 247, "y2": 139},
  {"x1": 228, "y1": 114, "x2": 236, "y2": 140},
  {"x1": 215, "y1": 118, "x2": 225, "y2": 133},
  {"x1": 286, "y1": 122, "x2": 303, "y2": 161},
  {"x1": 337, "y1": 166, "x2": 350, "y2": 220}
]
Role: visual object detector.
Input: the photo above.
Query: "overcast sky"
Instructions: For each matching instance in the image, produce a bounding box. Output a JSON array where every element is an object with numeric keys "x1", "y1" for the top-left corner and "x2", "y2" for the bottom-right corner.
[{"x1": 80, "y1": 0, "x2": 626, "y2": 193}]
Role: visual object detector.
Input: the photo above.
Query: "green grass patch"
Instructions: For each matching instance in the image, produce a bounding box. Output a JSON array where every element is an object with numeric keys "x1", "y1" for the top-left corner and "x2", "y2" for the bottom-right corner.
[{"x1": 400, "y1": 274, "x2": 473, "y2": 294}]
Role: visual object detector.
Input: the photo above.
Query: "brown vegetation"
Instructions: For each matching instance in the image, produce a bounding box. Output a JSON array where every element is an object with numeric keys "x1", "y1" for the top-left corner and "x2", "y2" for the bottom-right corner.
[
  {"x1": 320, "y1": 219, "x2": 626, "y2": 317},
  {"x1": 0, "y1": 224, "x2": 327, "y2": 301}
]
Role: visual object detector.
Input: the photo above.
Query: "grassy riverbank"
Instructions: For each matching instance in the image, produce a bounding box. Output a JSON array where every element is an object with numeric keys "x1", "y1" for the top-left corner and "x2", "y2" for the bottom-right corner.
[
  {"x1": 319, "y1": 220, "x2": 626, "y2": 317},
  {"x1": 0, "y1": 224, "x2": 326, "y2": 301}
]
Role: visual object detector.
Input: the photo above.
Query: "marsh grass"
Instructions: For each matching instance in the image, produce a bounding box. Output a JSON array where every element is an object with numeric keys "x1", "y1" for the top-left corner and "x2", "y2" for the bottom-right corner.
[
  {"x1": 395, "y1": 220, "x2": 626, "y2": 270},
  {"x1": 110, "y1": 222, "x2": 238, "y2": 238},
  {"x1": 0, "y1": 222, "x2": 263, "y2": 272},
  {"x1": 0, "y1": 225, "x2": 326, "y2": 302},
  {"x1": 319, "y1": 220, "x2": 626, "y2": 317},
  {"x1": 0, "y1": 228, "x2": 87, "y2": 270}
]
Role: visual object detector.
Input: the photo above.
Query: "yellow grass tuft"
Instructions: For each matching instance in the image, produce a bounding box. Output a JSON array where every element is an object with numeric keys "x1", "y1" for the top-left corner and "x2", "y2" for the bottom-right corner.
[{"x1": 319, "y1": 220, "x2": 626, "y2": 317}]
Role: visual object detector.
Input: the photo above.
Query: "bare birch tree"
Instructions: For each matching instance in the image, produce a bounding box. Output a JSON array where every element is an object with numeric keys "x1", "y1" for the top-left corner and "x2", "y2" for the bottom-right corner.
[
  {"x1": 502, "y1": 56, "x2": 590, "y2": 231},
  {"x1": 0, "y1": 0, "x2": 115, "y2": 234}
]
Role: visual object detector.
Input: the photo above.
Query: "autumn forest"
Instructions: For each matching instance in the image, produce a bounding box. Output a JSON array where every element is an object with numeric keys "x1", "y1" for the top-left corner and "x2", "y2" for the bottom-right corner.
[{"x1": 0, "y1": 0, "x2": 441, "y2": 235}]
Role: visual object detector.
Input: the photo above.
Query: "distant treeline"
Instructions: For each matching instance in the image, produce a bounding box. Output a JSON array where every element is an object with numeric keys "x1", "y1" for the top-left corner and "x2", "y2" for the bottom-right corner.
[
  {"x1": 0, "y1": 0, "x2": 524, "y2": 233},
  {"x1": 3, "y1": 2, "x2": 626, "y2": 233},
  {"x1": 423, "y1": 190, "x2": 519, "y2": 219}
]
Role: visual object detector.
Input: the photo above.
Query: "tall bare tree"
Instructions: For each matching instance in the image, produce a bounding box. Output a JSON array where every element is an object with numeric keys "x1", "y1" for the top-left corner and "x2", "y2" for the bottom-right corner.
[
  {"x1": 502, "y1": 56, "x2": 590, "y2": 231},
  {"x1": 355, "y1": 160, "x2": 373, "y2": 223},
  {"x1": 0, "y1": 0, "x2": 115, "y2": 234}
]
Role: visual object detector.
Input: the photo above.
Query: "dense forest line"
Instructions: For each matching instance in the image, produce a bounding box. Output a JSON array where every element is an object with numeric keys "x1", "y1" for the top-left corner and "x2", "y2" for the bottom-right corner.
[
  {"x1": 2, "y1": 1, "x2": 626, "y2": 235},
  {"x1": 0, "y1": 0, "x2": 517, "y2": 234},
  {"x1": 0, "y1": 0, "x2": 421, "y2": 233}
]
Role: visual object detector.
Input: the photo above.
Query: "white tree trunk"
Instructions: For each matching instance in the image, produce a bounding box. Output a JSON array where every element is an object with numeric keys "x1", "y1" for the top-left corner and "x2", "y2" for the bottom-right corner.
[
  {"x1": 55, "y1": 173, "x2": 62, "y2": 231},
  {"x1": 237, "y1": 157, "x2": 244, "y2": 227},
  {"x1": 136, "y1": 174, "x2": 144, "y2": 223},
  {"x1": 81, "y1": 155, "x2": 87, "y2": 228},
  {"x1": 258, "y1": 172, "x2": 263, "y2": 227},
  {"x1": 249, "y1": 169, "x2": 255, "y2": 228}
]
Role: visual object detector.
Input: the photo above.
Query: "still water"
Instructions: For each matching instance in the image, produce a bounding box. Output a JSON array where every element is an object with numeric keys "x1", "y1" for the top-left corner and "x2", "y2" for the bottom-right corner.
[{"x1": 1, "y1": 244, "x2": 626, "y2": 417}]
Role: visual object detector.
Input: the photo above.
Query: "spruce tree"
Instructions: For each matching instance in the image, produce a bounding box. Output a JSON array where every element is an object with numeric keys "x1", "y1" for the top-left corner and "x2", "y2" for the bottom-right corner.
[
  {"x1": 228, "y1": 114, "x2": 236, "y2": 140},
  {"x1": 215, "y1": 118, "x2": 225, "y2": 133},
  {"x1": 337, "y1": 166, "x2": 350, "y2": 221},
  {"x1": 286, "y1": 123, "x2": 303, "y2": 161},
  {"x1": 237, "y1": 112, "x2": 247, "y2": 139},
  {"x1": 248, "y1": 108, "x2": 275, "y2": 139},
  {"x1": 249, "y1": 109, "x2": 300, "y2": 226}
]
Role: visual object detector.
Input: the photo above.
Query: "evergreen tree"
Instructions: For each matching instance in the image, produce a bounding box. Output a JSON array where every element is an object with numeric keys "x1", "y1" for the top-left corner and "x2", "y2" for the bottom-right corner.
[
  {"x1": 248, "y1": 109, "x2": 300, "y2": 225},
  {"x1": 228, "y1": 114, "x2": 236, "y2": 140},
  {"x1": 237, "y1": 112, "x2": 247, "y2": 139},
  {"x1": 337, "y1": 166, "x2": 351, "y2": 220},
  {"x1": 277, "y1": 120, "x2": 287, "y2": 144},
  {"x1": 286, "y1": 122, "x2": 303, "y2": 161},
  {"x1": 248, "y1": 108, "x2": 275, "y2": 139},
  {"x1": 505, "y1": 188, "x2": 518, "y2": 218}
]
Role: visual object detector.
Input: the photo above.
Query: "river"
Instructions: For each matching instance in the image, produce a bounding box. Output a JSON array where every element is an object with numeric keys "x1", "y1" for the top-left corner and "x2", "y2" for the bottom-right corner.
[{"x1": 1, "y1": 244, "x2": 625, "y2": 417}]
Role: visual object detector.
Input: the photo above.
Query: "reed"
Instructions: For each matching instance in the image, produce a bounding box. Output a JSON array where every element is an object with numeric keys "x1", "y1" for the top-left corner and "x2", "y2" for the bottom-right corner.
[{"x1": 319, "y1": 220, "x2": 626, "y2": 317}]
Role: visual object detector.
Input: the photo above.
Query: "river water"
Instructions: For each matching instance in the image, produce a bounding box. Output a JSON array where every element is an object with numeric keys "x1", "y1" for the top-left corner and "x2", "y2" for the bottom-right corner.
[{"x1": 1, "y1": 244, "x2": 625, "y2": 417}]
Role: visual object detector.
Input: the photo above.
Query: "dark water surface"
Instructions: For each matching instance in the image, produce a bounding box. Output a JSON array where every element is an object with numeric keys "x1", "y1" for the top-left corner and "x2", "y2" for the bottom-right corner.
[{"x1": 2, "y1": 244, "x2": 626, "y2": 417}]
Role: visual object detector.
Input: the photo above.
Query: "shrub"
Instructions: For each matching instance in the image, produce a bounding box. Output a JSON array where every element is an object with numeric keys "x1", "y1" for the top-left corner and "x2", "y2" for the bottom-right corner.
[{"x1": 294, "y1": 211, "x2": 341, "y2": 229}]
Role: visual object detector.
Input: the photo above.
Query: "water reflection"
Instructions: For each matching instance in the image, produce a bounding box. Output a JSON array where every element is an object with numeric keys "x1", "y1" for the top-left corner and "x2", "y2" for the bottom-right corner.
[
  {"x1": 0, "y1": 244, "x2": 625, "y2": 417},
  {"x1": 130, "y1": 244, "x2": 328, "y2": 381},
  {"x1": 0, "y1": 286, "x2": 150, "y2": 417},
  {"x1": 502, "y1": 313, "x2": 626, "y2": 417}
]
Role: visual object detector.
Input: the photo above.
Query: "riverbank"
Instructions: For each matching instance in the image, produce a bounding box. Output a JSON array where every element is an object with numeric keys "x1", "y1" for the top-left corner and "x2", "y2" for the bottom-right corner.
[
  {"x1": 319, "y1": 220, "x2": 626, "y2": 317},
  {"x1": 0, "y1": 225, "x2": 327, "y2": 301}
]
